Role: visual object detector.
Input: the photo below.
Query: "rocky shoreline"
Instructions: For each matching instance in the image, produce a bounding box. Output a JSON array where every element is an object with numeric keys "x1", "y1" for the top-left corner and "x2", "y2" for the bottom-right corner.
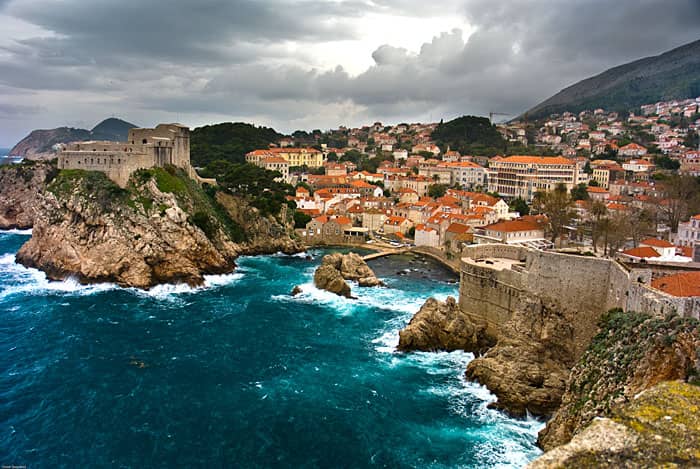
[
  {"x1": 4, "y1": 164, "x2": 302, "y2": 289},
  {"x1": 397, "y1": 296, "x2": 700, "y2": 467}
]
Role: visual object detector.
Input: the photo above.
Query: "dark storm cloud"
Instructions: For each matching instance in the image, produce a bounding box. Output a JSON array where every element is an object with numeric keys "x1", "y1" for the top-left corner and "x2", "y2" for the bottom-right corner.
[
  {"x1": 0, "y1": 0, "x2": 699, "y2": 144},
  {"x1": 4, "y1": 0, "x2": 362, "y2": 66}
]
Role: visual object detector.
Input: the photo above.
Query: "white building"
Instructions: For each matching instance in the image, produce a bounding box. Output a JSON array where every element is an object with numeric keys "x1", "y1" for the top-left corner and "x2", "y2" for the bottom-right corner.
[
  {"x1": 675, "y1": 215, "x2": 700, "y2": 247},
  {"x1": 414, "y1": 224, "x2": 440, "y2": 248},
  {"x1": 487, "y1": 155, "x2": 583, "y2": 200}
]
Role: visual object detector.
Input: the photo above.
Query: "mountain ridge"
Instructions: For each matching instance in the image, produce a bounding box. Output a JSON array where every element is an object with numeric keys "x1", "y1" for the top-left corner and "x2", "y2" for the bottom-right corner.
[
  {"x1": 521, "y1": 39, "x2": 700, "y2": 120},
  {"x1": 9, "y1": 117, "x2": 137, "y2": 160}
]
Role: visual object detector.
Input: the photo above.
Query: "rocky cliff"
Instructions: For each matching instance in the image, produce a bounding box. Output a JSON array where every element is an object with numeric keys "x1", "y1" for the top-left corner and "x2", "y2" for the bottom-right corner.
[
  {"x1": 397, "y1": 297, "x2": 494, "y2": 353},
  {"x1": 313, "y1": 252, "x2": 382, "y2": 297},
  {"x1": 464, "y1": 299, "x2": 576, "y2": 417},
  {"x1": 528, "y1": 381, "x2": 700, "y2": 468},
  {"x1": 0, "y1": 160, "x2": 56, "y2": 229},
  {"x1": 538, "y1": 309, "x2": 700, "y2": 451},
  {"x1": 16, "y1": 167, "x2": 302, "y2": 288}
]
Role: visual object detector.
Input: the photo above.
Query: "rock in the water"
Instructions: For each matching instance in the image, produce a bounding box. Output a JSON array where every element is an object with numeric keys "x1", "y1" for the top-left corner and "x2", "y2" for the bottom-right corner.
[
  {"x1": 313, "y1": 263, "x2": 351, "y2": 298},
  {"x1": 313, "y1": 252, "x2": 382, "y2": 297},
  {"x1": 358, "y1": 276, "x2": 383, "y2": 287},
  {"x1": 290, "y1": 285, "x2": 302, "y2": 296},
  {"x1": 528, "y1": 381, "x2": 700, "y2": 468},
  {"x1": 397, "y1": 297, "x2": 494, "y2": 353}
]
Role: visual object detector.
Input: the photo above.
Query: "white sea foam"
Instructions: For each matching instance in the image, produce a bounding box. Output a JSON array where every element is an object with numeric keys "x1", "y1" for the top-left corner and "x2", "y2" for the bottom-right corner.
[
  {"x1": 0, "y1": 228, "x2": 32, "y2": 235},
  {"x1": 0, "y1": 253, "x2": 244, "y2": 300}
]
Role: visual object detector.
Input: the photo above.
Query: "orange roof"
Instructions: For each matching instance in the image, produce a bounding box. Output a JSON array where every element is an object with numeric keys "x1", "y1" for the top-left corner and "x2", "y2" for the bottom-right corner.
[
  {"x1": 262, "y1": 156, "x2": 288, "y2": 164},
  {"x1": 606, "y1": 203, "x2": 627, "y2": 211},
  {"x1": 651, "y1": 272, "x2": 700, "y2": 297},
  {"x1": 385, "y1": 216, "x2": 408, "y2": 225},
  {"x1": 640, "y1": 238, "x2": 674, "y2": 248},
  {"x1": 693, "y1": 214, "x2": 700, "y2": 220},
  {"x1": 586, "y1": 186, "x2": 609, "y2": 193},
  {"x1": 416, "y1": 224, "x2": 436, "y2": 233},
  {"x1": 350, "y1": 180, "x2": 375, "y2": 189},
  {"x1": 296, "y1": 186, "x2": 309, "y2": 193},
  {"x1": 470, "y1": 193, "x2": 500, "y2": 206},
  {"x1": 678, "y1": 246, "x2": 694, "y2": 257},
  {"x1": 622, "y1": 246, "x2": 661, "y2": 258},
  {"x1": 498, "y1": 155, "x2": 574, "y2": 165},
  {"x1": 446, "y1": 223, "x2": 470, "y2": 234},
  {"x1": 484, "y1": 220, "x2": 542, "y2": 233},
  {"x1": 620, "y1": 143, "x2": 646, "y2": 151}
]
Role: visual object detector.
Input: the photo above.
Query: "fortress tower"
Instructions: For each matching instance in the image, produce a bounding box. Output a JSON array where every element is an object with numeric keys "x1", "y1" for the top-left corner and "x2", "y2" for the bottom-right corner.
[{"x1": 57, "y1": 124, "x2": 191, "y2": 187}]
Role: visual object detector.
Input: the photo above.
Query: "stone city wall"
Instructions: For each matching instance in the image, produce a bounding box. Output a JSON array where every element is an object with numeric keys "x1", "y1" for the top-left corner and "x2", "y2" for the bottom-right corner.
[{"x1": 458, "y1": 245, "x2": 631, "y2": 352}]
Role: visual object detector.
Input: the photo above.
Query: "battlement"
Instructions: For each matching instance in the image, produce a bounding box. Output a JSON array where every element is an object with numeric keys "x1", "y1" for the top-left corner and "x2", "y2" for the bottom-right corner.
[{"x1": 58, "y1": 123, "x2": 190, "y2": 187}]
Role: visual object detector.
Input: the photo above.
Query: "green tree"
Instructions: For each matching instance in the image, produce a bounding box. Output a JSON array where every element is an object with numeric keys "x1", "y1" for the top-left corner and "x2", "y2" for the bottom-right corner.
[
  {"x1": 570, "y1": 183, "x2": 590, "y2": 201},
  {"x1": 293, "y1": 211, "x2": 312, "y2": 229},
  {"x1": 658, "y1": 174, "x2": 700, "y2": 233},
  {"x1": 532, "y1": 183, "x2": 575, "y2": 244},
  {"x1": 428, "y1": 184, "x2": 447, "y2": 198},
  {"x1": 653, "y1": 155, "x2": 680, "y2": 170},
  {"x1": 589, "y1": 200, "x2": 607, "y2": 254},
  {"x1": 509, "y1": 197, "x2": 530, "y2": 216}
]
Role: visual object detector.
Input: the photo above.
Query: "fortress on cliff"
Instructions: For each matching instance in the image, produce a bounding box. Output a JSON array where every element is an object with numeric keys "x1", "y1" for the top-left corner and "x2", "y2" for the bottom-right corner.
[{"x1": 57, "y1": 123, "x2": 192, "y2": 187}]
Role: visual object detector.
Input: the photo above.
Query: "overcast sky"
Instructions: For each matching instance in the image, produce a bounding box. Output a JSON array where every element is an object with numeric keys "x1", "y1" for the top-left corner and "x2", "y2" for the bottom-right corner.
[{"x1": 0, "y1": 0, "x2": 699, "y2": 146}]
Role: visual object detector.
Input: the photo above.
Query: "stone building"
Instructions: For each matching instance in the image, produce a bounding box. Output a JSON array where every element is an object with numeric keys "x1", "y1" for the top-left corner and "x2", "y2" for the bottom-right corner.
[
  {"x1": 58, "y1": 123, "x2": 192, "y2": 187},
  {"x1": 487, "y1": 155, "x2": 586, "y2": 200}
]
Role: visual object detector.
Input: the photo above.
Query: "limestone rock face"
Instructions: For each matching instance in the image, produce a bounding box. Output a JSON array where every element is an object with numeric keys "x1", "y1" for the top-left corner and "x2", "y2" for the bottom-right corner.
[
  {"x1": 15, "y1": 169, "x2": 302, "y2": 289},
  {"x1": 0, "y1": 161, "x2": 55, "y2": 229},
  {"x1": 528, "y1": 381, "x2": 700, "y2": 468},
  {"x1": 215, "y1": 192, "x2": 302, "y2": 256},
  {"x1": 538, "y1": 310, "x2": 700, "y2": 450},
  {"x1": 313, "y1": 264, "x2": 352, "y2": 298},
  {"x1": 313, "y1": 252, "x2": 382, "y2": 297},
  {"x1": 397, "y1": 297, "x2": 495, "y2": 353},
  {"x1": 464, "y1": 299, "x2": 576, "y2": 417}
]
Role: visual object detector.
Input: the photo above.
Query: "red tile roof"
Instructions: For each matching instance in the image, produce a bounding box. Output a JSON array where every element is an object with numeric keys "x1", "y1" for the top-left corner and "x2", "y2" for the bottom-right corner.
[
  {"x1": 446, "y1": 223, "x2": 470, "y2": 234},
  {"x1": 622, "y1": 246, "x2": 661, "y2": 258},
  {"x1": 641, "y1": 238, "x2": 674, "y2": 248},
  {"x1": 498, "y1": 155, "x2": 573, "y2": 165},
  {"x1": 651, "y1": 272, "x2": 700, "y2": 297}
]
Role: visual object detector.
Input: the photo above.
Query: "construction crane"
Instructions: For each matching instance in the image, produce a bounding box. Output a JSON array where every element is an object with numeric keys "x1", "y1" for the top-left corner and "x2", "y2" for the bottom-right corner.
[{"x1": 489, "y1": 111, "x2": 511, "y2": 124}]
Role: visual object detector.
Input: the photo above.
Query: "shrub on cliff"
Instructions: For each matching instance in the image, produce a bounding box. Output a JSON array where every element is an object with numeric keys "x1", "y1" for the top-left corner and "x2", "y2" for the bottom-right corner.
[
  {"x1": 539, "y1": 308, "x2": 700, "y2": 450},
  {"x1": 48, "y1": 169, "x2": 128, "y2": 210}
]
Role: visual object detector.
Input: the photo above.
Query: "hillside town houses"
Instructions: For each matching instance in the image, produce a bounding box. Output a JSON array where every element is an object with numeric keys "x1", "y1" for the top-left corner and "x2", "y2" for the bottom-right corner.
[{"x1": 239, "y1": 95, "x2": 700, "y2": 270}]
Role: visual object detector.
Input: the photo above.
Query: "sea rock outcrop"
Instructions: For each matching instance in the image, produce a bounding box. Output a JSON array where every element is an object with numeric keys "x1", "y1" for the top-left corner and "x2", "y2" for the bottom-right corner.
[
  {"x1": 313, "y1": 252, "x2": 382, "y2": 297},
  {"x1": 397, "y1": 297, "x2": 494, "y2": 353},
  {"x1": 528, "y1": 381, "x2": 700, "y2": 468},
  {"x1": 537, "y1": 310, "x2": 700, "y2": 450},
  {"x1": 16, "y1": 167, "x2": 301, "y2": 289},
  {"x1": 464, "y1": 299, "x2": 576, "y2": 417},
  {"x1": 0, "y1": 161, "x2": 56, "y2": 229}
]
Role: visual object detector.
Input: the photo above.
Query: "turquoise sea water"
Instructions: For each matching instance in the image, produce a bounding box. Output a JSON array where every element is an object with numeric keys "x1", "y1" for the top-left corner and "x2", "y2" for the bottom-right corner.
[{"x1": 0, "y1": 231, "x2": 542, "y2": 468}]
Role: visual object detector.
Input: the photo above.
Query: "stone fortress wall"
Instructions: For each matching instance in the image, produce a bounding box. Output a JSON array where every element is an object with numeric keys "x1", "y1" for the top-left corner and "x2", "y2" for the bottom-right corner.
[
  {"x1": 458, "y1": 244, "x2": 699, "y2": 353},
  {"x1": 58, "y1": 124, "x2": 192, "y2": 187}
]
